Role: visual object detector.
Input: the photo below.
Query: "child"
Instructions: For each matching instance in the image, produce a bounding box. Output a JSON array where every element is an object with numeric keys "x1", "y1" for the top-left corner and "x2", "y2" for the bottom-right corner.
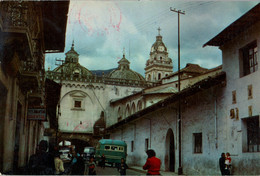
[
  {"x1": 225, "y1": 152, "x2": 231, "y2": 175},
  {"x1": 117, "y1": 158, "x2": 128, "y2": 175},
  {"x1": 88, "y1": 157, "x2": 96, "y2": 175}
]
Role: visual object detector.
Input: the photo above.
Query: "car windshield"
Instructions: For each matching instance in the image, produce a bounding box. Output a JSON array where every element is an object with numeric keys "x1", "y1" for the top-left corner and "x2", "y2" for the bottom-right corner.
[{"x1": 84, "y1": 148, "x2": 95, "y2": 153}]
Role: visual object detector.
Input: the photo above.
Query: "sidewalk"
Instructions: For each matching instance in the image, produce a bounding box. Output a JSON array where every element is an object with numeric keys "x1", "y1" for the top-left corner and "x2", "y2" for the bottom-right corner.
[{"x1": 129, "y1": 166, "x2": 178, "y2": 175}]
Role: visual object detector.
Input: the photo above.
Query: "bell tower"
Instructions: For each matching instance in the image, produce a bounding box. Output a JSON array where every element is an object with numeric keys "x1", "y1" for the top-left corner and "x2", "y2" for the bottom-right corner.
[{"x1": 145, "y1": 28, "x2": 173, "y2": 82}]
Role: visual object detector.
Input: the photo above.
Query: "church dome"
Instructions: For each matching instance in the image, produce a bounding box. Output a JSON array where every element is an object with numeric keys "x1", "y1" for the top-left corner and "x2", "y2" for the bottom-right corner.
[
  {"x1": 108, "y1": 54, "x2": 145, "y2": 81},
  {"x1": 52, "y1": 42, "x2": 93, "y2": 77}
]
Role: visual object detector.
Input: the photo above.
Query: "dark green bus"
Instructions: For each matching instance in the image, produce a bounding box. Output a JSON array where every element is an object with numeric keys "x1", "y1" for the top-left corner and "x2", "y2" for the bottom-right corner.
[{"x1": 95, "y1": 139, "x2": 127, "y2": 167}]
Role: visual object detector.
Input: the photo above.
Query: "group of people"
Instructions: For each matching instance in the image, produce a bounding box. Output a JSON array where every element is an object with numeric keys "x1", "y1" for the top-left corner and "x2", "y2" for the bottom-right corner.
[
  {"x1": 28, "y1": 140, "x2": 97, "y2": 175},
  {"x1": 219, "y1": 152, "x2": 232, "y2": 175},
  {"x1": 27, "y1": 141, "x2": 161, "y2": 175},
  {"x1": 28, "y1": 141, "x2": 233, "y2": 175}
]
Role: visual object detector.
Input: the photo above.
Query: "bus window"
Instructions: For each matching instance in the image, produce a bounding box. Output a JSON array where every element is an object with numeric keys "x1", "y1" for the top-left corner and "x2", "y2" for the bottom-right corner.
[
  {"x1": 105, "y1": 145, "x2": 110, "y2": 150},
  {"x1": 111, "y1": 146, "x2": 118, "y2": 151},
  {"x1": 119, "y1": 147, "x2": 124, "y2": 151}
]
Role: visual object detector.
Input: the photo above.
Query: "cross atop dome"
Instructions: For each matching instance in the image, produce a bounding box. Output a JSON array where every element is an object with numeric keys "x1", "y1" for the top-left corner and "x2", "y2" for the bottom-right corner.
[
  {"x1": 123, "y1": 47, "x2": 126, "y2": 57},
  {"x1": 158, "y1": 27, "x2": 161, "y2": 36},
  {"x1": 72, "y1": 40, "x2": 75, "y2": 49}
]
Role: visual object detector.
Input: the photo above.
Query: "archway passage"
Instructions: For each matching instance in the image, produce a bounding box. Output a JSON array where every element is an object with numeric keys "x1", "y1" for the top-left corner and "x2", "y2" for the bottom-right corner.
[{"x1": 165, "y1": 128, "x2": 175, "y2": 172}]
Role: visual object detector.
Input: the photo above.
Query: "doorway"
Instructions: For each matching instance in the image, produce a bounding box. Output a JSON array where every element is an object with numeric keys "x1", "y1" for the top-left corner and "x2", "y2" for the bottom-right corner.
[{"x1": 165, "y1": 128, "x2": 175, "y2": 172}]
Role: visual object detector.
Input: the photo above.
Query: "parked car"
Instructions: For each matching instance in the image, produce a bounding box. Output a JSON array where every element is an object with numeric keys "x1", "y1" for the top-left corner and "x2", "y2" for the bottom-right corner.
[{"x1": 83, "y1": 147, "x2": 95, "y2": 161}]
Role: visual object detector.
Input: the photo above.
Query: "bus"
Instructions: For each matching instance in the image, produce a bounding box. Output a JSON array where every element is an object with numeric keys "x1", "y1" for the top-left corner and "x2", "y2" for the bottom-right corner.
[{"x1": 95, "y1": 139, "x2": 127, "y2": 167}]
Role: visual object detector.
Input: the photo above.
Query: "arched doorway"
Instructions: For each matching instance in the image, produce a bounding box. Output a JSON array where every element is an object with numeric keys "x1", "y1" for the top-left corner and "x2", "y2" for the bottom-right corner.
[{"x1": 165, "y1": 128, "x2": 175, "y2": 172}]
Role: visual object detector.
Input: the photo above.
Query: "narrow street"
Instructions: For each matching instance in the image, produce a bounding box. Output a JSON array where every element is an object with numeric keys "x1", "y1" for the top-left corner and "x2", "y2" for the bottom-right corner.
[{"x1": 94, "y1": 165, "x2": 145, "y2": 175}]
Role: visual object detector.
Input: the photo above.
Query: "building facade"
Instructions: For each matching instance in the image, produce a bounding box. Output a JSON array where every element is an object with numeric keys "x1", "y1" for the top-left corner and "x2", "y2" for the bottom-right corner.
[
  {"x1": 0, "y1": 1, "x2": 69, "y2": 173},
  {"x1": 107, "y1": 3, "x2": 260, "y2": 175}
]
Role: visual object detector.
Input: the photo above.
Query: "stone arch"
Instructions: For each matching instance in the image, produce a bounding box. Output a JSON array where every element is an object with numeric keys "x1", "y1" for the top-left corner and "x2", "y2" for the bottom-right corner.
[
  {"x1": 131, "y1": 102, "x2": 136, "y2": 115},
  {"x1": 60, "y1": 90, "x2": 94, "y2": 105},
  {"x1": 165, "y1": 128, "x2": 175, "y2": 172},
  {"x1": 125, "y1": 104, "x2": 130, "y2": 118}
]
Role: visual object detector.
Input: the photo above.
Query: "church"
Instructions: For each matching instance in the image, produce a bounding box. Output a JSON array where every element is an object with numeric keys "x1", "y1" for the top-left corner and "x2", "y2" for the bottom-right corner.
[{"x1": 46, "y1": 29, "x2": 217, "y2": 149}]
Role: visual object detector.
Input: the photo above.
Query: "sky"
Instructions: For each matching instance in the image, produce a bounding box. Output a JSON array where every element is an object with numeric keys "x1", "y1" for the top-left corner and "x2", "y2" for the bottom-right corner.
[{"x1": 45, "y1": 1, "x2": 259, "y2": 76}]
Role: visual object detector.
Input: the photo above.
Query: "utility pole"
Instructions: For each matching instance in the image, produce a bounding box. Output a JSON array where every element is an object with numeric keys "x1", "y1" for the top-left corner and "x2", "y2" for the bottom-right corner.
[
  {"x1": 55, "y1": 58, "x2": 65, "y2": 145},
  {"x1": 170, "y1": 7, "x2": 185, "y2": 175}
]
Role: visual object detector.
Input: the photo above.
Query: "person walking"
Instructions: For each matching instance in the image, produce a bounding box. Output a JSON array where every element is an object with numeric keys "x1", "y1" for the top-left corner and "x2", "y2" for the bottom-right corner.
[
  {"x1": 117, "y1": 158, "x2": 128, "y2": 175},
  {"x1": 143, "y1": 149, "x2": 161, "y2": 175},
  {"x1": 28, "y1": 140, "x2": 54, "y2": 175},
  {"x1": 100, "y1": 154, "x2": 106, "y2": 169},
  {"x1": 219, "y1": 153, "x2": 226, "y2": 175},
  {"x1": 87, "y1": 156, "x2": 97, "y2": 175},
  {"x1": 70, "y1": 150, "x2": 85, "y2": 175},
  {"x1": 54, "y1": 152, "x2": 64, "y2": 175}
]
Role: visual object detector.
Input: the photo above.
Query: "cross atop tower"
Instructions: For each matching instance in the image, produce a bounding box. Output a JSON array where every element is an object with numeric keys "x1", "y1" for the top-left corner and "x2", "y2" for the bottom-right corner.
[
  {"x1": 158, "y1": 27, "x2": 161, "y2": 36},
  {"x1": 72, "y1": 40, "x2": 74, "y2": 49},
  {"x1": 123, "y1": 47, "x2": 125, "y2": 57}
]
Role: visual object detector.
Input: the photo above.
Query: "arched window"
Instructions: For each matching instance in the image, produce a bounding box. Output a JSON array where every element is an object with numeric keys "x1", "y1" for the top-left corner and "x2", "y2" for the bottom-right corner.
[
  {"x1": 158, "y1": 73, "x2": 161, "y2": 80},
  {"x1": 131, "y1": 102, "x2": 136, "y2": 115},
  {"x1": 125, "y1": 104, "x2": 130, "y2": 118},
  {"x1": 137, "y1": 100, "x2": 142, "y2": 111},
  {"x1": 73, "y1": 68, "x2": 80, "y2": 78},
  {"x1": 148, "y1": 74, "x2": 151, "y2": 81},
  {"x1": 117, "y1": 107, "x2": 122, "y2": 121}
]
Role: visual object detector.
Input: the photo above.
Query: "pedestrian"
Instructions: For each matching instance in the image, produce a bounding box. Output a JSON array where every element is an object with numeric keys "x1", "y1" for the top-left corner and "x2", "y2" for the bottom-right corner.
[
  {"x1": 70, "y1": 150, "x2": 85, "y2": 175},
  {"x1": 143, "y1": 149, "x2": 161, "y2": 175},
  {"x1": 219, "y1": 153, "x2": 226, "y2": 175},
  {"x1": 117, "y1": 158, "x2": 128, "y2": 175},
  {"x1": 54, "y1": 152, "x2": 65, "y2": 175},
  {"x1": 28, "y1": 140, "x2": 54, "y2": 175},
  {"x1": 87, "y1": 156, "x2": 97, "y2": 175},
  {"x1": 224, "y1": 152, "x2": 232, "y2": 175},
  {"x1": 100, "y1": 154, "x2": 106, "y2": 169}
]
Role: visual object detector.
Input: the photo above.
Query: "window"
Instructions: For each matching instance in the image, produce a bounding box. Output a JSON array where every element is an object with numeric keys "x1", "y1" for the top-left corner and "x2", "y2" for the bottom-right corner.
[
  {"x1": 232, "y1": 90, "x2": 236, "y2": 104},
  {"x1": 158, "y1": 73, "x2": 161, "y2": 80},
  {"x1": 193, "y1": 133, "x2": 202, "y2": 153},
  {"x1": 131, "y1": 141, "x2": 134, "y2": 152},
  {"x1": 240, "y1": 41, "x2": 258, "y2": 77},
  {"x1": 74, "y1": 100, "x2": 81, "y2": 108},
  {"x1": 248, "y1": 85, "x2": 253, "y2": 99},
  {"x1": 145, "y1": 138, "x2": 149, "y2": 151},
  {"x1": 105, "y1": 145, "x2": 110, "y2": 150},
  {"x1": 242, "y1": 116, "x2": 260, "y2": 152},
  {"x1": 73, "y1": 68, "x2": 80, "y2": 78},
  {"x1": 111, "y1": 146, "x2": 118, "y2": 151}
]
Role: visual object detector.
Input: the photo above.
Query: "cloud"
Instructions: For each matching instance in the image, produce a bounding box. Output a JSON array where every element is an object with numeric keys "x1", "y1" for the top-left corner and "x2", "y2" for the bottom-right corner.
[{"x1": 45, "y1": 1, "x2": 259, "y2": 77}]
